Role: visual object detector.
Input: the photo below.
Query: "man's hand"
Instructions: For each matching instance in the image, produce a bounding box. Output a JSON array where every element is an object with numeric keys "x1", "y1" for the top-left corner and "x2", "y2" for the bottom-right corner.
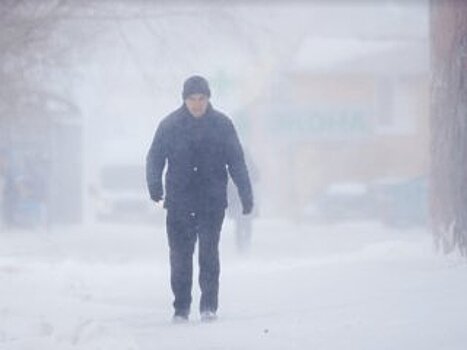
[
  {"x1": 242, "y1": 202, "x2": 253, "y2": 215},
  {"x1": 151, "y1": 193, "x2": 163, "y2": 202},
  {"x1": 151, "y1": 194, "x2": 164, "y2": 208}
]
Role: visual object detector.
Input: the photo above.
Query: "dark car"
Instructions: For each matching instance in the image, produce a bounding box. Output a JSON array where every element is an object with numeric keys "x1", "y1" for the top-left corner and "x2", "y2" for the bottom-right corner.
[
  {"x1": 369, "y1": 176, "x2": 428, "y2": 228},
  {"x1": 302, "y1": 182, "x2": 374, "y2": 223},
  {"x1": 302, "y1": 176, "x2": 428, "y2": 227}
]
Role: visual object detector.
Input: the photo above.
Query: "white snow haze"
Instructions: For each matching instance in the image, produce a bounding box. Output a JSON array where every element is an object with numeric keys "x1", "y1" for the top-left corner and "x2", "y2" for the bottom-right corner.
[{"x1": 2, "y1": 1, "x2": 467, "y2": 349}]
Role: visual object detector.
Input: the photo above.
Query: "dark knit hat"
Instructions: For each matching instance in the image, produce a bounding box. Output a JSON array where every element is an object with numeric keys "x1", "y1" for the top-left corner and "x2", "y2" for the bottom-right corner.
[{"x1": 182, "y1": 75, "x2": 211, "y2": 100}]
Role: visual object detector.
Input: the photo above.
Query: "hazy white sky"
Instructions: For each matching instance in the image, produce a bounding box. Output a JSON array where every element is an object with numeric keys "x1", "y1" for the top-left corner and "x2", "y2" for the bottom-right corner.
[{"x1": 65, "y1": 1, "x2": 428, "y2": 168}]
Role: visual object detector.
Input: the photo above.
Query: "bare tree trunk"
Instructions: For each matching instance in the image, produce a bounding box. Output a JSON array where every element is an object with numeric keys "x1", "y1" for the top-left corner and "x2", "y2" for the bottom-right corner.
[{"x1": 430, "y1": 0, "x2": 467, "y2": 254}]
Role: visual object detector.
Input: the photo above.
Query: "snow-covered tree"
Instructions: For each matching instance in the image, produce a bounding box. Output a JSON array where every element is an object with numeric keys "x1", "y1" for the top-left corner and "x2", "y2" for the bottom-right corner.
[{"x1": 430, "y1": 0, "x2": 467, "y2": 254}]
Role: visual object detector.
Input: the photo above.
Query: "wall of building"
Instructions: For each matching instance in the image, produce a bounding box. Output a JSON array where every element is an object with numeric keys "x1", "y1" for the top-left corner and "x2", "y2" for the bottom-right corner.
[{"x1": 244, "y1": 71, "x2": 429, "y2": 218}]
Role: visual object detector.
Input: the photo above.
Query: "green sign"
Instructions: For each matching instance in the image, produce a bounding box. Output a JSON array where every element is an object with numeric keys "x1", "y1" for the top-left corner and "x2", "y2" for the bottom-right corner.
[{"x1": 268, "y1": 108, "x2": 371, "y2": 139}]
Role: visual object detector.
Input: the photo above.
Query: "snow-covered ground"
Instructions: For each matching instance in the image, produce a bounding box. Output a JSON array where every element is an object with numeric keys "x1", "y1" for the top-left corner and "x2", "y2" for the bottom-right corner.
[{"x1": 0, "y1": 218, "x2": 466, "y2": 350}]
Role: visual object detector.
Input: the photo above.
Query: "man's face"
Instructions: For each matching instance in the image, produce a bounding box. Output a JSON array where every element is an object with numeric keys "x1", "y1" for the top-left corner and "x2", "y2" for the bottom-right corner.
[{"x1": 185, "y1": 93, "x2": 209, "y2": 118}]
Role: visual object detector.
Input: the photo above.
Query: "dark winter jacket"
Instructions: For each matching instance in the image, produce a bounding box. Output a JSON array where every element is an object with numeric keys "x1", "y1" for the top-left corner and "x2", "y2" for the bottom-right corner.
[{"x1": 146, "y1": 104, "x2": 253, "y2": 214}]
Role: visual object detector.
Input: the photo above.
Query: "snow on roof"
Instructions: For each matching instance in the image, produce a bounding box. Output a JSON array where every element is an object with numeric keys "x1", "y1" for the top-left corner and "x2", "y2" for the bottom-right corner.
[{"x1": 290, "y1": 37, "x2": 429, "y2": 75}]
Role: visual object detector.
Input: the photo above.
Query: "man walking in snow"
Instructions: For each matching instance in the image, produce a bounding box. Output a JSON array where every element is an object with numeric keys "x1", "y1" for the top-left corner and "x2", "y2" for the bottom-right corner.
[{"x1": 146, "y1": 75, "x2": 253, "y2": 323}]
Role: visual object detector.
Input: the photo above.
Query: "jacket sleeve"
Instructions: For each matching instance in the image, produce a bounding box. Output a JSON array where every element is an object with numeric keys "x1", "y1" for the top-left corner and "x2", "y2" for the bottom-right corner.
[
  {"x1": 146, "y1": 121, "x2": 167, "y2": 202},
  {"x1": 225, "y1": 120, "x2": 254, "y2": 213}
]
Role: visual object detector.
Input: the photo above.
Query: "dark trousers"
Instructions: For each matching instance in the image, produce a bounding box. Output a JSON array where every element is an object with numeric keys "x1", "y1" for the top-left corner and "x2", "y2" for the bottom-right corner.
[{"x1": 166, "y1": 209, "x2": 225, "y2": 314}]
